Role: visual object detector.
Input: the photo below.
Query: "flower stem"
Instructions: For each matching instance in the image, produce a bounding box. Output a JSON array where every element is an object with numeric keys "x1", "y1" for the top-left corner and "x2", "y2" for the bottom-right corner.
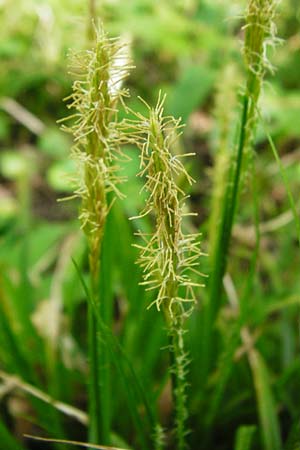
[
  {"x1": 127, "y1": 94, "x2": 203, "y2": 449},
  {"x1": 61, "y1": 26, "x2": 132, "y2": 445},
  {"x1": 199, "y1": 0, "x2": 279, "y2": 388},
  {"x1": 166, "y1": 319, "x2": 189, "y2": 450}
]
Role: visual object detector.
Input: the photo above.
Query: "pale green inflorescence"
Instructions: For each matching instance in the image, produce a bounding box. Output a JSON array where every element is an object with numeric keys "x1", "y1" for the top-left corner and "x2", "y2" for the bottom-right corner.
[
  {"x1": 61, "y1": 26, "x2": 132, "y2": 283},
  {"x1": 127, "y1": 93, "x2": 204, "y2": 319},
  {"x1": 244, "y1": 0, "x2": 278, "y2": 80},
  {"x1": 243, "y1": 0, "x2": 279, "y2": 144}
]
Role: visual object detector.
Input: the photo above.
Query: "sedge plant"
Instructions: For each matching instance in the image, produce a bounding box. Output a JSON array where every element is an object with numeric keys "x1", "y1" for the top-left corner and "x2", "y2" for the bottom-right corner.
[
  {"x1": 125, "y1": 93, "x2": 204, "y2": 449},
  {"x1": 200, "y1": 0, "x2": 280, "y2": 386},
  {"x1": 1, "y1": 2, "x2": 299, "y2": 450},
  {"x1": 60, "y1": 26, "x2": 132, "y2": 445}
]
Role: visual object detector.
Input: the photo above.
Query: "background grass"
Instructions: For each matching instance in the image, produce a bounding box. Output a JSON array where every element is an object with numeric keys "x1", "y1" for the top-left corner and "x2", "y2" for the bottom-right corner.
[{"x1": 0, "y1": 0, "x2": 300, "y2": 449}]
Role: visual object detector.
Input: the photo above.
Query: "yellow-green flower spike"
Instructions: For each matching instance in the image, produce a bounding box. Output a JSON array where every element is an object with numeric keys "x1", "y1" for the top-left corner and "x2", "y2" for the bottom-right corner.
[
  {"x1": 60, "y1": 26, "x2": 132, "y2": 282},
  {"x1": 127, "y1": 93, "x2": 204, "y2": 319}
]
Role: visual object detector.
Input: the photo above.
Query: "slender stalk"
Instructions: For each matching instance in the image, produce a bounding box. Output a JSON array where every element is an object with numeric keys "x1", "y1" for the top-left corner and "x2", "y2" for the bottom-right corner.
[
  {"x1": 166, "y1": 319, "x2": 189, "y2": 450},
  {"x1": 199, "y1": 0, "x2": 279, "y2": 386}
]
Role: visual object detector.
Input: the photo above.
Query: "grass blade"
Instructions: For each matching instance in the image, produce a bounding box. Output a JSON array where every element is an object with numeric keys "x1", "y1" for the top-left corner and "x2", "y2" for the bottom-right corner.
[
  {"x1": 72, "y1": 259, "x2": 155, "y2": 450},
  {"x1": 200, "y1": 95, "x2": 250, "y2": 385},
  {"x1": 248, "y1": 350, "x2": 282, "y2": 450},
  {"x1": 234, "y1": 425, "x2": 256, "y2": 450}
]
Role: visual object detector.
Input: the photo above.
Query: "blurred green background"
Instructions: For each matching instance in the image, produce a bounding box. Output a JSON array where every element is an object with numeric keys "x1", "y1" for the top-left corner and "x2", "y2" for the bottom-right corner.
[{"x1": 1, "y1": 1, "x2": 300, "y2": 449}]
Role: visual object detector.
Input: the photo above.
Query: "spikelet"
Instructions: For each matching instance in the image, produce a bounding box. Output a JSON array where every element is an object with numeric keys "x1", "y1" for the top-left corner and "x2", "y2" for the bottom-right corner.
[
  {"x1": 60, "y1": 26, "x2": 132, "y2": 282},
  {"x1": 125, "y1": 92, "x2": 204, "y2": 319},
  {"x1": 237, "y1": 0, "x2": 280, "y2": 188},
  {"x1": 243, "y1": 0, "x2": 279, "y2": 145},
  {"x1": 244, "y1": 0, "x2": 278, "y2": 82}
]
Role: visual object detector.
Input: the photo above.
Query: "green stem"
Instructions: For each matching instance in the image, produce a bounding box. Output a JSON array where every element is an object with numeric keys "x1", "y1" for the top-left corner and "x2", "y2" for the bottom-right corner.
[
  {"x1": 163, "y1": 303, "x2": 189, "y2": 450},
  {"x1": 88, "y1": 212, "x2": 115, "y2": 446},
  {"x1": 88, "y1": 252, "x2": 111, "y2": 446},
  {"x1": 88, "y1": 303, "x2": 102, "y2": 445},
  {"x1": 169, "y1": 324, "x2": 188, "y2": 450},
  {"x1": 203, "y1": 152, "x2": 260, "y2": 442},
  {"x1": 98, "y1": 216, "x2": 114, "y2": 443},
  {"x1": 200, "y1": 94, "x2": 250, "y2": 385}
]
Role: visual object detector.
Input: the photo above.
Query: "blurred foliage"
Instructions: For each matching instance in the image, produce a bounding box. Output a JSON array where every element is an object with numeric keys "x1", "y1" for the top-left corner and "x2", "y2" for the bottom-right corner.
[{"x1": 0, "y1": 0, "x2": 300, "y2": 449}]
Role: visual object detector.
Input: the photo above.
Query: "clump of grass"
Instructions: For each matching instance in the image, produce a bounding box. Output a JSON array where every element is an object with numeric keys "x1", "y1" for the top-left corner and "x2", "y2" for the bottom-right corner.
[
  {"x1": 60, "y1": 26, "x2": 132, "y2": 445},
  {"x1": 125, "y1": 93, "x2": 204, "y2": 449}
]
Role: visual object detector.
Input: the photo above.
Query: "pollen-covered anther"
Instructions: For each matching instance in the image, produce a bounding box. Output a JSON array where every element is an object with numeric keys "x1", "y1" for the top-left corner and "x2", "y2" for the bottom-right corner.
[
  {"x1": 126, "y1": 92, "x2": 204, "y2": 316},
  {"x1": 60, "y1": 26, "x2": 132, "y2": 255}
]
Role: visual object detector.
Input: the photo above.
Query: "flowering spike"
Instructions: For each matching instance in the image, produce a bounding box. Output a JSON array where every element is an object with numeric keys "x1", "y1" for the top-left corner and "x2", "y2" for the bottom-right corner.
[
  {"x1": 61, "y1": 26, "x2": 132, "y2": 281},
  {"x1": 126, "y1": 94, "x2": 204, "y2": 318},
  {"x1": 242, "y1": 0, "x2": 279, "y2": 149},
  {"x1": 244, "y1": 0, "x2": 279, "y2": 82},
  {"x1": 126, "y1": 93, "x2": 205, "y2": 449}
]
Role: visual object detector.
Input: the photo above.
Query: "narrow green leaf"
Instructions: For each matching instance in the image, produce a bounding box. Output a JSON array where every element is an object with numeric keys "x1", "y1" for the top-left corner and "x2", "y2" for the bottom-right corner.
[
  {"x1": 205, "y1": 318, "x2": 242, "y2": 428},
  {"x1": 249, "y1": 350, "x2": 282, "y2": 450},
  {"x1": 234, "y1": 425, "x2": 256, "y2": 450},
  {"x1": 72, "y1": 259, "x2": 156, "y2": 450},
  {"x1": 200, "y1": 94, "x2": 250, "y2": 386}
]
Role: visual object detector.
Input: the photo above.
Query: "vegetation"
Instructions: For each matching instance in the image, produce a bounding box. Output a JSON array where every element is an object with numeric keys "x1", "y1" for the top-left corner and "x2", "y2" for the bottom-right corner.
[{"x1": 0, "y1": 1, "x2": 300, "y2": 449}]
